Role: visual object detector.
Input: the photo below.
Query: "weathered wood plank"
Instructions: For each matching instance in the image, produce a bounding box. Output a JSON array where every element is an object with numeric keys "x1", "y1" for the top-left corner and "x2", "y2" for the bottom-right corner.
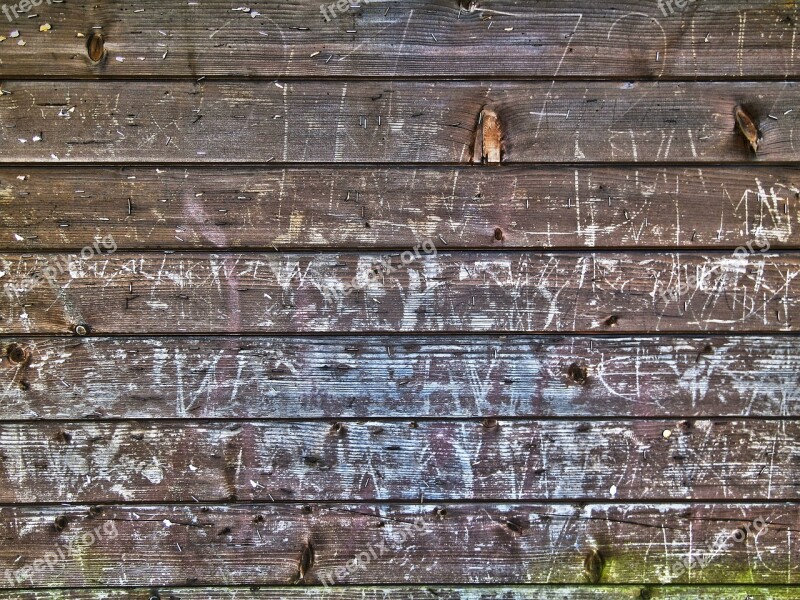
[
  {"x1": 2, "y1": 335, "x2": 798, "y2": 420},
  {"x1": 0, "y1": 420, "x2": 797, "y2": 503},
  {"x1": 0, "y1": 503, "x2": 796, "y2": 586},
  {"x1": 0, "y1": 1, "x2": 798, "y2": 80},
  {"x1": 2, "y1": 166, "x2": 798, "y2": 251},
  {"x1": 1, "y1": 252, "x2": 798, "y2": 334},
  {"x1": 5, "y1": 586, "x2": 800, "y2": 599},
  {"x1": 1, "y1": 81, "x2": 800, "y2": 163}
]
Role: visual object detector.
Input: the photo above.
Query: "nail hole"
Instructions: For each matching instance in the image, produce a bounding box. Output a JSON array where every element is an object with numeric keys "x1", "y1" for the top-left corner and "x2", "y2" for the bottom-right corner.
[
  {"x1": 86, "y1": 31, "x2": 106, "y2": 63},
  {"x1": 330, "y1": 422, "x2": 347, "y2": 435},
  {"x1": 74, "y1": 324, "x2": 90, "y2": 336},
  {"x1": 435, "y1": 507, "x2": 447, "y2": 518},
  {"x1": 494, "y1": 227, "x2": 504, "y2": 241},
  {"x1": 54, "y1": 515, "x2": 69, "y2": 531},
  {"x1": 482, "y1": 417, "x2": 498, "y2": 430}
]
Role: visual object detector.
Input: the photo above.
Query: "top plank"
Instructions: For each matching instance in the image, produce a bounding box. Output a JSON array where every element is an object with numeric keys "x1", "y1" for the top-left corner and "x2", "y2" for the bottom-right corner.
[{"x1": 0, "y1": 1, "x2": 798, "y2": 79}]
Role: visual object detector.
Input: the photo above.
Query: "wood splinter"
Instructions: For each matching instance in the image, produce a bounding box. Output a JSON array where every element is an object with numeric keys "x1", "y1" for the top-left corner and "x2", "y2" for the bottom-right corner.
[
  {"x1": 473, "y1": 107, "x2": 503, "y2": 165},
  {"x1": 734, "y1": 105, "x2": 760, "y2": 153}
]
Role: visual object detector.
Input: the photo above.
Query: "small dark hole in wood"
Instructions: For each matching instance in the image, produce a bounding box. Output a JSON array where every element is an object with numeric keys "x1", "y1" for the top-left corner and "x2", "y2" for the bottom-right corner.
[
  {"x1": 218, "y1": 526, "x2": 232, "y2": 535},
  {"x1": 87, "y1": 506, "x2": 103, "y2": 517},
  {"x1": 19, "y1": 379, "x2": 30, "y2": 391},
  {"x1": 330, "y1": 422, "x2": 347, "y2": 435},
  {"x1": 639, "y1": 589, "x2": 653, "y2": 600},
  {"x1": 409, "y1": 421, "x2": 418, "y2": 429},
  {"x1": 54, "y1": 515, "x2": 68, "y2": 531},
  {"x1": 435, "y1": 507, "x2": 447, "y2": 518},
  {"x1": 7, "y1": 344, "x2": 26, "y2": 364},
  {"x1": 604, "y1": 315, "x2": 619, "y2": 327},
  {"x1": 253, "y1": 514, "x2": 264, "y2": 523},
  {"x1": 567, "y1": 362, "x2": 588, "y2": 384},
  {"x1": 86, "y1": 32, "x2": 106, "y2": 63},
  {"x1": 494, "y1": 227, "x2": 504, "y2": 241},
  {"x1": 301, "y1": 505, "x2": 313, "y2": 514}
]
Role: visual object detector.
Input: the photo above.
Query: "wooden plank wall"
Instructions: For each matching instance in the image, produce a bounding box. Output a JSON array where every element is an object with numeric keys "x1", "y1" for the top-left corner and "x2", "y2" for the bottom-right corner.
[{"x1": 0, "y1": 0, "x2": 799, "y2": 598}]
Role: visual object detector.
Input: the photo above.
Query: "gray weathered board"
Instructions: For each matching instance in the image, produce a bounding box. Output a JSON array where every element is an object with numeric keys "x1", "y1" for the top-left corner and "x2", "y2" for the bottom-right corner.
[{"x1": 0, "y1": 0, "x2": 798, "y2": 597}]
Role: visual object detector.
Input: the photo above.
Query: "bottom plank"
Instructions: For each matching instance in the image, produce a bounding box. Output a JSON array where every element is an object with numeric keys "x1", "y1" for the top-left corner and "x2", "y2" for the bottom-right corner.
[
  {"x1": 0, "y1": 503, "x2": 797, "y2": 587},
  {"x1": 3, "y1": 586, "x2": 800, "y2": 599}
]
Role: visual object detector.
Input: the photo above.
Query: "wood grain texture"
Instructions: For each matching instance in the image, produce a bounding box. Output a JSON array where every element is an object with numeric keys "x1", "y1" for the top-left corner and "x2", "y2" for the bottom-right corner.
[
  {"x1": 0, "y1": 1, "x2": 798, "y2": 79},
  {"x1": 0, "y1": 419, "x2": 797, "y2": 503},
  {"x1": 2, "y1": 251, "x2": 798, "y2": 334},
  {"x1": 0, "y1": 503, "x2": 796, "y2": 586},
  {"x1": 2, "y1": 166, "x2": 799, "y2": 251},
  {"x1": 2, "y1": 81, "x2": 800, "y2": 163},
  {"x1": 1, "y1": 335, "x2": 798, "y2": 420},
  {"x1": 5, "y1": 586, "x2": 800, "y2": 599}
]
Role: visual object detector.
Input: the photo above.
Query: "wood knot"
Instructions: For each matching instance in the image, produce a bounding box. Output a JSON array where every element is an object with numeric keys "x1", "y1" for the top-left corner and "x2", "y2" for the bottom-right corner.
[
  {"x1": 493, "y1": 227, "x2": 504, "y2": 242},
  {"x1": 86, "y1": 31, "x2": 107, "y2": 64},
  {"x1": 473, "y1": 107, "x2": 503, "y2": 165},
  {"x1": 584, "y1": 548, "x2": 605, "y2": 583},
  {"x1": 54, "y1": 515, "x2": 69, "y2": 531},
  {"x1": 5, "y1": 343, "x2": 27, "y2": 365},
  {"x1": 567, "y1": 362, "x2": 588, "y2": 384},
  {"x1": 294, "y1": 541, "x2": 315, "y2": 584},
  {"x1": 482, "y1": 417, "x2": 498, "y2": 430},
  {"x1": 73, "y1": 324, "x2": 91, "y2": 336},
  {"x1": 734, "y1": 105, "x2": 760, "y2": 153}
]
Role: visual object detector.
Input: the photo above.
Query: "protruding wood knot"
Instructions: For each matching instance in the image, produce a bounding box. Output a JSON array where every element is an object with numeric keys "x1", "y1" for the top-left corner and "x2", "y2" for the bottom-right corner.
[
  {"x1": 604, "y1": 315, "x2": 619, "y2": 328},
  {"x1": 734, "y1": 105, "x2": 760, "y2": 153},
  {"x1": 584, "y1": 548, "x2": 605, "y2": 583},
  {"x1": 86, "y1": 31, "x2": 107, "y2": 64},
  {"x1": 567, "y1": 362, "x2": 589, "y2": 385},
  {"x1": 482, "y1": 417, "x2": 498, "y2": 430},
  {"x1": 5, "y1": 343, "x2": 27, "y2": 365},
  {"x1": 473, "y1": 107, "x2": 503, "y2": 165},
  {"x1": 294, "y1": 541, "x2": 315, "y2": 584},
  {"x1": 54, "y1": 430, "x2": 72, "y2": 444},
  {"x1": 54, "y1": 515, "x2": 69, "y2": 532},
  {"x1": 73, "y1": 324, "x2": 91, "y2": 336},
  {"x1": 504, "y1": 516, "x2": 527, "y2": 534}
]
